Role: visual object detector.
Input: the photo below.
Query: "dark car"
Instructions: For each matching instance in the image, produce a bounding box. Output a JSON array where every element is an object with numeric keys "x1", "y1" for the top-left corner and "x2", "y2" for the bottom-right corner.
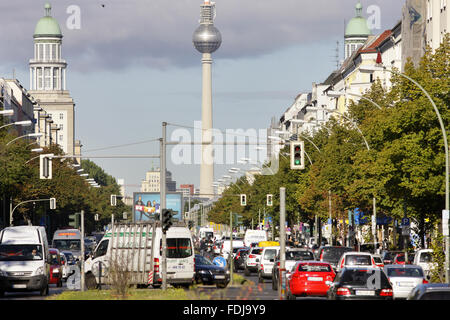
[
  {"x1": 234, "y1": 248, "x2": 250, "y2": 271},
  {"x1": 407, "y1": 283, "x2": 450, "y2": 300},
  {"x1": 327, "y1": 267, "x2": 393, "y2": 300},
  {"x1": 272, "y1": 249, "x2": 315, "y2": 291},
  {"x1": 380, "y1": 251, "x2": 403, "y2": 265},
  {"x1": 194, "y1": 254, "x2": 230, "y2": 288},
  {"x1": 61, "y1": 251, "x2": 76, "y2": 265},
  {"x1": 316, "y1": 246, "x2": 354, "y2": 271}
]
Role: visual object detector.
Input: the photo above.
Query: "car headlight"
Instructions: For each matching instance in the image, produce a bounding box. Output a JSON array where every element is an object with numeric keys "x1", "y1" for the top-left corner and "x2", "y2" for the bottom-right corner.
[
  {"x1": 226, "y1": 270, "x2": 230, "y2": 274},
  {"x1": 52, "y1": 269, "x2": 59, "y2": 273},
  {"x1": 35, "y1": 266, "x2": 45, "y2": 276}
]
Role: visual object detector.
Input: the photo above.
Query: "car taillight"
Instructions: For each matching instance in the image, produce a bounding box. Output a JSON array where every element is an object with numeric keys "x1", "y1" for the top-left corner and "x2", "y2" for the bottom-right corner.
[
  {"x1": 423, "y1": 279, "x2": 429, "y2": 284},
  {"x1": 340, "y1": 260, "x2": 344, "y2": 269},
  {"x1": 336, "y1": 288, "x2": 351, "y2": 296},
  {"x1": 320, "y1": 252, "x2": 323, "y2": 261},
  {"x1": 277, "y1": 262, "x2": 280, "y2": 267},
  {"x1": 380, "y1": 289, "x2": 393, "y2": 297},
  {"x1": 154, "y1": 258, "x2": 160, "y2": 273}
]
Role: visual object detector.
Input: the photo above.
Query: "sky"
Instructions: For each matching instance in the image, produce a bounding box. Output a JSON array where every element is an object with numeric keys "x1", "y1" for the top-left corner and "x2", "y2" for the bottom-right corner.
[{"x1": 1, "y1": 0, "x2": 404, "y2": 196}]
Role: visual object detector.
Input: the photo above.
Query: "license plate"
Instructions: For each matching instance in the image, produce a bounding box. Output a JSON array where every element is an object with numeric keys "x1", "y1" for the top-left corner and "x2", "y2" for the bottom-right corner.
[
  {"x1": 12, "y1": 284, "x2": 27, "y2": 289},
  {"x1": 215, "y1": 275, "x2": 225, "y2": 279},
  {"x1": 356, "y1": 290, "x2": 375, "y2": 296},
  {"x1": 307, "y1": 277, "x2": 323, "y2": 281}
]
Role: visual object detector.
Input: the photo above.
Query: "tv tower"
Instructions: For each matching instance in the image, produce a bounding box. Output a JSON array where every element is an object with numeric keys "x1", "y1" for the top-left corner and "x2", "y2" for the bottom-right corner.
[{"x1": 193, "y1": 0, "x2": 222, "y2": 198}]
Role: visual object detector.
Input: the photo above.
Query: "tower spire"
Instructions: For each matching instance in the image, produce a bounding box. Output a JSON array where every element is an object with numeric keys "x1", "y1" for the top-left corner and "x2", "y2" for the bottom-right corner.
[{"x1": 45, "y1": 2, "x2": 52, "y2": 17}]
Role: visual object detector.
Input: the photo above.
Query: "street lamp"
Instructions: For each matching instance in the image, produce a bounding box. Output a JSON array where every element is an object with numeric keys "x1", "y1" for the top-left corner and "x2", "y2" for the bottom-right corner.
[
  {"x1": 0, "y1": 109, "x2": 14, "y2": 116},
  {"x1": 6, "y1": 132, "x2": 43, "y2": 146},
  {"x1": 0, "y1": 120, "x2": 33, "y2": 130}
]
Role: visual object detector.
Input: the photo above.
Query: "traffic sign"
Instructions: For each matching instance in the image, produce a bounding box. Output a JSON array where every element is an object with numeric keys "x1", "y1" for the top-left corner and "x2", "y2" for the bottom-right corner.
[
  {"x1": 213, "y1": 256, "x2": 227, "y2": 268},
  {"x1": 401, "y1": 217, "x2": 410, "y2": 226},
  {"x1": 443, "y1": 210, "x2": 449, "y2": 236},
  {"x1": 402, "y1": 225, "x2": 411, "y2": 236}
]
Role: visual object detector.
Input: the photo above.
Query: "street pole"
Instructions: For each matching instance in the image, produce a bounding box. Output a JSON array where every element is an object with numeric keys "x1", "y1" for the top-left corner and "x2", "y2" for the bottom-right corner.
[
  {"x1": 328, "y1": 190, "x2": 332, "y2": 246},
  {"x1": 279, "y1": 187, "x2": 286, "y2": 300},
  {"x1": 80, "y1": 210, "x2": 85, "y2": 292},
  {"x1": 229, "y1": 211, "x2": 233, "y2": 284},
  {"x1": 373, "y1": 197, "x2": 377, "y2": 254},
  {"x1": 161, "y1": 122, "x2": 168, "y2": 290}
]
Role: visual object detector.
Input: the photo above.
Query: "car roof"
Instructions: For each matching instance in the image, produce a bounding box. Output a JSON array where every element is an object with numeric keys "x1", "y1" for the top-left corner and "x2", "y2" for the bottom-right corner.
[
  {"x1": 342, "y1": 251, "x2": 372, "y2": 256},
  {"x1": 384, "y1": 264, "x2": 423, "y2": 269},
  {"x1": 342, "y1": 266, "x2": 379, "y2": 271}
]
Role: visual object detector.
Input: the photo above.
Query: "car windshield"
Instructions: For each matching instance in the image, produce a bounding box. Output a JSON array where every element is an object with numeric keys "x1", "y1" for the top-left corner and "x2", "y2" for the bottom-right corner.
[
  {"x1": 387, "y1": 267, "x2": 424, "y2": 278},
  {"x1": 298, "y1": 263, "x2": 332, "y2": 272},
  {"x1": 340, "y1": 269, "x2": 390, "y2": 287},
  {"x1": 50, "y1": 253, "x2": 59, "y2": 265},
  {"x1": 251, "y1": 248, "x2": 262, "y2": 255},
  {"x1": 263, "y1": 249, "x2": 277, "y2": 260},
  {"x1": 421, "y1": 291, "x2": 450, "y2": 300},
  {"x1": 287, "y1": 251, "x2": 314, "y2": 261},
  {"x1": 322, "y1": 247, "x2": 353, "y2": 262},
  {"x1": 419, "y1": 252, "x2": 433, "y2": 263},
  {"x1": 345, "y1": 255, "x2": 372, "y2": 266},
  {"x1": 195, "y1": 255, "x2": 213, "y2": 266},
  {"x1": 53, "y1": 239, "x2": 81, "y2": 251},
  {"x1": 396, "y1": 254, "x2": 414, "y2": 263},
  {"x1": 0, "y1": 244, "x2": 43, "y2": 261},
  {"x1": 373, "y1": 257, "x2": 383, "y2": 264},
  {"x1": 166, "y1": 238, "x2": 192, "y2": 259}
]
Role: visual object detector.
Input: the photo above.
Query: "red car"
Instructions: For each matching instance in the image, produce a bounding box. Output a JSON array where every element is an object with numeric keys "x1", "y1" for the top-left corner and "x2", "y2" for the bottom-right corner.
[
  {"x1": 49, "y1": 248, "x2": 63, "y2": 287},
  {"x1": 286, "y1": 262, "x2": 335, "y2": 299},
  {"x1": 393, "y1": 253, "x2": 414, "y2": 265}
]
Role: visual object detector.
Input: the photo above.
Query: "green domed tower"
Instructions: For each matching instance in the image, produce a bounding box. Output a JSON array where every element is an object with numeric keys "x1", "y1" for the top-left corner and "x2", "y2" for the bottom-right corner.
[
  {"x1": 344, "y1": 2, "x2": 371, "y2": 59},
  {"x1": 29, "y1": 3, "x2": 75, "y2": 157}
]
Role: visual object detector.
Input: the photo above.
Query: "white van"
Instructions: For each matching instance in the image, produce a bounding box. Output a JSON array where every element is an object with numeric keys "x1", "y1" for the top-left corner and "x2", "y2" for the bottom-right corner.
[
  {"x1": 84, "y1": 221, "x2": 195, "y2": 289},
  {"x1": 244, "y1": 230, "x2": 267, "y2": 247},
  {"x1": 0, "y1": 226, "x2": 50, "y2": 297},
  {"x1": 52, "y1": 229, "x2": 82, "y2": 261},
  {"x1": 257, "y1": 246, "x2": 280, "y2": 283},
  {"x1": 199, "y1": 227, "x2": 214, "y2": 240},
  {"x1": 221, "y1": 238, "x2": 245, "y2": 261}
]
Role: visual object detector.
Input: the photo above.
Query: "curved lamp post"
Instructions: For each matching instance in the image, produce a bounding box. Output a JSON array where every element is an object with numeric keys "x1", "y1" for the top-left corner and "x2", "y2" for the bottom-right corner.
[{"x1": 360, "y1": 65, "x2": 449, "y2": 282}]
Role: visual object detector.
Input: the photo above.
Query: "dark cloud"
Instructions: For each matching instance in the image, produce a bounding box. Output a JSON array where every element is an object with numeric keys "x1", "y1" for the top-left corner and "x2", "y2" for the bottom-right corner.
[{"x1": 0, "y1": 0, "x2": 403, "y2": 73}]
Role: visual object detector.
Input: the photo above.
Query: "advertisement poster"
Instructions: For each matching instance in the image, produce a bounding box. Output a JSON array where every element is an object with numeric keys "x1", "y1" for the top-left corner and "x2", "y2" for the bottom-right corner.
[{"x1": 133, "y1": 192, "x2": 183, "y2": 222}]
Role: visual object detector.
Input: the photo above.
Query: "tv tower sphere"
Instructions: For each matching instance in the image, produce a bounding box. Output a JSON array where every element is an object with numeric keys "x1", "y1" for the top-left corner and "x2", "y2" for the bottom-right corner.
[{"x1": 193, "y1": 24, "x2": 222, "y2": 54}]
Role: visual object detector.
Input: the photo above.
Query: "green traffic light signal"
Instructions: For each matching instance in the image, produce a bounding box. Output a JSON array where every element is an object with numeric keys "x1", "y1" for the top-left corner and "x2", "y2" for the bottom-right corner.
[{"x1": 68, "y1": 212, "x2": 80, "y2": 228}]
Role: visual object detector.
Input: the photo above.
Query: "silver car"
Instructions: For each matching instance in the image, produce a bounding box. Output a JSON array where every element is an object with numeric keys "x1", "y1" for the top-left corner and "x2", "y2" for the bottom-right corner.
[{"x1": 384, "y1": 264, "x2": 428, "y2": 299}]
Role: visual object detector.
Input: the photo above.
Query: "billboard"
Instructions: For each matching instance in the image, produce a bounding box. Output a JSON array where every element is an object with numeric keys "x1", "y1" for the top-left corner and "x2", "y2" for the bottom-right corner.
[{"x1": 133, "y1": 192, "x2": 183, "y2": 222}]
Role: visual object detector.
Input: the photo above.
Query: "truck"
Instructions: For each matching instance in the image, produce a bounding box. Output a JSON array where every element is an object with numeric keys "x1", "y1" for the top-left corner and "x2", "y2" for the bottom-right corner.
[
  {"x1": 52, "y1": 228, "x2": 82, "y2": 261},
  {"x1": 0, "y1": 226, "x2": 50, "y2": 297},
  {"x1": 84, "y1": 221, "x2": 195, "y2": 289},
  {"x1": 199, "y1": 227, "x2": 214, "y2": 241},
  {"x1": 244, "y1": 229, "x2": 268, "y2": 247}
]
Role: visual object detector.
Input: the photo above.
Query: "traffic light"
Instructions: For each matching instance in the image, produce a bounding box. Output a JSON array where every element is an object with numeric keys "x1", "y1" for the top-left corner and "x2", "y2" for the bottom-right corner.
[
  {"x1": 69, "y1": 212, "x2": 81, "y2": 229},
  {"x1": 49, "y1": 198, "x2": 56, "y2": 210},
  {"x1": 40, "y1": 154, "x2": 54, "y2": 179},
  {"x1": 233, "y1": 213, "x2": 243, "y2": 226},
  {"x1": 290, "y1": 141, "x2": 305, "y2": 170},
  {"x1": 162, "y1": 209, "x2": 173, "y2": 234},
  {"x1": 111, "y1": 194, "x2": 117, "y2": 206},
  {"x1": 240, "y1": 194, "x2": 247, "y2": 206},
  {"x1": 266, "y1": 194, "x2": 273, "y2": 207},
  {"x1": 188, "y1": 221, "x2": 194, "y2": 229}
]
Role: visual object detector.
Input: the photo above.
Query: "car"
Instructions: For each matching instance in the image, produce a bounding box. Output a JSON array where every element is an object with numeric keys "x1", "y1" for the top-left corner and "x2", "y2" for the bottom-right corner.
[
  {"x1": 315, "y1": 246, "x2": 354, "y2": 271},
  {"x1": 286, "y1": 261, "x2": 336, "y2": 299},
  {"x1": 372, "y1": 254, "x2": 384, "y2": 269},
  {"x1": 407, "y1": 283, "x2": 450, "y2": 300},
  {"x1": 272, "y1": 249, "x2": 315, "y2": 291},
  {"x1": 62, "y1": 251, "x2": 76, "y2": 265},
  {"x1": 384, "y1": 264, "x2": 429, "y2": 299},
  {"x1": 380, "y1": 250, "x2": 402, "y2": 265},
  {"x1": 327, "y1": 267, "x2": 393, "y2": 300},
  {"x1": 194, "y1": 254, "x2": 230, "y2": 289},
  {"x1": 257, "y1": 246, "x2": 280, "y2": 283},
  {"x1": 336, "y1": 251, "x2": 376, "y2": 273},
  {"x1": 48, "y1": 248, "x2": 63, "y2": 287},
  {"x1": 393, "y1": 253, "x2": 415, "y2": 265},
  {"x1": 221, "y1": 239, "x2": 244, "y2": 261},
  {"x1": 59, "y1": 252, "x2": 70, "y2": 281},
  {"x1": 413, "y1": 249, "x2": 436, "y2": 277},
  {"x1": 244, "y1": 247, "x2": 263, "y2": 276},
  {"x1": 233, "y1": 247, "x2": 250, "y2": 271}
]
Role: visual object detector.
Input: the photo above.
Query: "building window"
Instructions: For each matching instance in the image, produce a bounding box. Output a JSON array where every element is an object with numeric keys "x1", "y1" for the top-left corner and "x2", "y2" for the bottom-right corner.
[
  {"x1": 38, "y1": 44, "x2": 43, "y2": 60},
  {"x1": 53, "y1": 68, "x2": 59, "y2": 90},
  {"x1": 59, "y1": 124, "x2": 63, "y2": 130},
  {"x1": 37, "y1": 68, "x2": 43, "y2": 90},
  {"x1": 59, "y1": 135, "x2": 63, "y2": 141},
  {"x1": 44, "y1": 44, "x2": 50, "y2": 60},
  {"x1": 44, "y1": 67, "x2": 51, "y2": 90},
  {"x1": 52, "y1": 44, "x2": 57, "y2": 61},
  {"x1": 59, "y1": 113, "x2": 64, "y2": 120}
]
